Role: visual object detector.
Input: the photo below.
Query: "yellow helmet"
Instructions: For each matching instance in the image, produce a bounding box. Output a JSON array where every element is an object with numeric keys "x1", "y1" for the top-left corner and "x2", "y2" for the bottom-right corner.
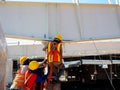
[
  {"x1": 19, "y1": 56, "x2": 28, "y2": 65},
  {"x1": 28, "y1": 61, "x2": 39, "y2": 70},
  {"x1": 54, "y1": 34, "x2": 62, "y2": 41}
]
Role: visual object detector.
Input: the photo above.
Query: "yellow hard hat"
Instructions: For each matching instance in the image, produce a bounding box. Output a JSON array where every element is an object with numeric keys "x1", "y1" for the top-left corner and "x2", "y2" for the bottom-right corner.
[
  {"x1": 54, "y1": 34, "x2": 62, "y2": 41},
  {"x1": 19, "y1": 56, "x2": 28, "y2": 65},
  {"x1": 28, "y1": 61, "x2": 39, "y2": 70}
]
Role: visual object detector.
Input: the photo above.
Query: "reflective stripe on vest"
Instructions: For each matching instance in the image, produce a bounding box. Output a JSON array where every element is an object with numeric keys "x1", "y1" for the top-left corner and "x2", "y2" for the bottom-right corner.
[
  {"x1": 47, "y1": 42, "x2": 62, "y2": 63},
  {"x1": 57, "y1": 43, "x2": 61, "y2": 62},
  {"x1": 24, "y1": 70, "x2": 37, "y2": 90},
  {"x1": 24, "y1": 87, "x2": 31, "y2": 90},
  {"x1": 13, "y1": 66, "x2": 27, "y2": 86}
]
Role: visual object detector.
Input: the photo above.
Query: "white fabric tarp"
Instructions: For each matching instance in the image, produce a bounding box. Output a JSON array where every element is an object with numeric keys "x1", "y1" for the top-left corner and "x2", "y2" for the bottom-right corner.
[
  {"x1": 6, "y1": 59, "x2": 13, "y2": 84},
  {"x1": 63, "y1": 38, "x2": 120, "y2": 57},
  {"x1": 0, "y1": 23, "x2": 7, "y2": 90},
  {"x1": 7, "y1": 38, "x2": 120, "y2": 59},
  {"x1": 82, "y1": 59, "x2": 120, "y2": 65}
]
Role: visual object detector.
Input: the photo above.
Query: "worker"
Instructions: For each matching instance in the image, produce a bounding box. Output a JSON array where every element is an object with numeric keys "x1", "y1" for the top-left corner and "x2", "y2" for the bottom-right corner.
[
  {"x1": 43, "y1": 34, "x2": 65, "y2": 88},
  {"x1": 10, "y1": 56, "x2": 30, "y2": 90},
  {"x1": 24, "y1": 60, "x2": 48, "y2": 90}
]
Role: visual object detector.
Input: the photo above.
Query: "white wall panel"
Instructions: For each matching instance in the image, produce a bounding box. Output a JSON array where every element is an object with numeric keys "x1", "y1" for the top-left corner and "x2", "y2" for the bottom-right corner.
[
  {"x1": 0, "y1": 3, "x2": 48, "y2": 39},
  {"x1": 80, "y1": 5, "x2": 120, "y2": 39},
  {"x1": 0, "y1": 2, "x2": 120, "y2": 40},
  {"x1": 59, "y1": 4, "x2": 81, "y2": 40}
]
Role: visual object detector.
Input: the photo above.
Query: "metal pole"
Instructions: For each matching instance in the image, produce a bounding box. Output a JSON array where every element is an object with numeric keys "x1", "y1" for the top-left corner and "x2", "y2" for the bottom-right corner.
[
  {"x1": 110, "y1": 55, "x2": 113, "y2": 83},
  {"x1": 73, "y1": 0, "x2": 79, "y2": 5},
  {"x1": 108, "y1": 0, "x2": 112, "y2": 4},
  {"x1": 116, "y1": 0, "x2": 120, "y2": 5},
  {"x1": 119, "y1": 0, "x2": 120, "y2": 5},
  {"x1": 115, "y1": 0, "x2": 118, "y2": 4}
]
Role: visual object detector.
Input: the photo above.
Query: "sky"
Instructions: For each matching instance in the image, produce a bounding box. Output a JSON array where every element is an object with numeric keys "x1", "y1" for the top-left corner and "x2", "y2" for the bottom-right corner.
[{"x1": 5, "y1": 0, "x2": 118, "y2": 4}]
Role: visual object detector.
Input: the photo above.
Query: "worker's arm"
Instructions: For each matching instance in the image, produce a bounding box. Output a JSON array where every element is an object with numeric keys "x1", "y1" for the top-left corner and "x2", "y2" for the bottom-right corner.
[
  {"x1": 35, "y1": 71, "x2": 48, "y2": 82},
  {"x1": 35, "y1": 65, "x2": 49, "y2": 82},
  {"x1": 35, "y1": 75, "x2": 48, "y2": 82},
  {"x1": 42, "y1": 42, "x2": 48, "y2": 51}
]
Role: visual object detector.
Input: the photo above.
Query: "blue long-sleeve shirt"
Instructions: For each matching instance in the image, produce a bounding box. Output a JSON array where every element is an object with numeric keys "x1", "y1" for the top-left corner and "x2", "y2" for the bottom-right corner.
[
  {"x1": 31, "y1": 68, "x2": 48, "y2": 82},
  {"x1": 35, "y1": 75, "x2": 47, "y2": 82}
]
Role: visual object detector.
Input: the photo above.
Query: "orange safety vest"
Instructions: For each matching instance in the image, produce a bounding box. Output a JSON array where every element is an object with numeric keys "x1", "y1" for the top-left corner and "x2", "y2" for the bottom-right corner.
[
  {"x1": 13, "y1": 66, "x2": 28, "y2": 86},
  {"x1": 24, "y1": 70, "x2": 37, "y2": 90},
  {"x1": 47, "y1": 41, "x2": 62, "y2": 63}
]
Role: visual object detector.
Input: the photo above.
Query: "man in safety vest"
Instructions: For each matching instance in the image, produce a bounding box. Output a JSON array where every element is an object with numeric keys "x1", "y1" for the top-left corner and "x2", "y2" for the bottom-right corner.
[
  {"x1": 24, "y1": 60, "x2": 48, "y2": 90},
  {"x1": 10, "y1": 56, "x2": 30, "y2": 90},
  {"x1": 43, "y1": 34, "x2": 65, "y2": 86}
]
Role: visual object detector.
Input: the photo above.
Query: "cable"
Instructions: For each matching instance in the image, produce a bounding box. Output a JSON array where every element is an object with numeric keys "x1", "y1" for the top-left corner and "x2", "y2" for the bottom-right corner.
[{"x1": 91, "y1": 38, "x2": 115, "y2": 90}]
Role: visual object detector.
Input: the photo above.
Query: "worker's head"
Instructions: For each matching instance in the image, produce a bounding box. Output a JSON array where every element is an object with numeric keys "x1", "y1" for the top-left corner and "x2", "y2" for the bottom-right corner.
[
  {"x1": 28, "y1": 61, "x2": 39, "y2": 71},
  {"x1": 54, "y1": 34, "x2": 62, "y2": 43},
  {"x1": 19, "y1": 56, "x2": 29, "y2": 65}
]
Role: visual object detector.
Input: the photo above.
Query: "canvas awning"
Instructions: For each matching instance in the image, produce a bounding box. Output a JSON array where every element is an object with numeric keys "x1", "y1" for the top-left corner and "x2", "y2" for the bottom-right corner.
[
  {"x1": 82, "y1": 59, "x2": 120, "y2": 65},
  {"x1": 63, "y1": 38, "x2": 120, "y2": 57}
]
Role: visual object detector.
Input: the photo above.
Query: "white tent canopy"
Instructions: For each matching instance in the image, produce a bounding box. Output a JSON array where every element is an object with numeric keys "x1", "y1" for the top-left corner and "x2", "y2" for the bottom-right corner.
[
  {"x1": 7, "y1": 38, "x2": 120, "y2": 59},
  {"x1": 63, "y1": 38, "x2": 120, "y2": 57}
]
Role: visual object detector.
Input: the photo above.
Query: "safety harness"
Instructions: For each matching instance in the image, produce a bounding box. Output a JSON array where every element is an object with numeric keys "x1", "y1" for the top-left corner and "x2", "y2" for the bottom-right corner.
[{"x1": 24, "y1": 70, "x2": 37, "y2": 90}]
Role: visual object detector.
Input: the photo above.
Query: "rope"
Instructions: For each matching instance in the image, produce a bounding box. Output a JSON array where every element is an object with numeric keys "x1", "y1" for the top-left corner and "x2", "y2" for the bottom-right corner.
[
  {"x1": 44, "y1": 63, "x2": 53, "y2": 89},
  {"x1": 92, "y1": 38, "x2": 115, "y2": 90},
  {"x1": 52, "y1": 83, "x2": 56, "y2": 90},
  {"x1": 40, "y1": 82, "x2": 44, "y2": 90}
]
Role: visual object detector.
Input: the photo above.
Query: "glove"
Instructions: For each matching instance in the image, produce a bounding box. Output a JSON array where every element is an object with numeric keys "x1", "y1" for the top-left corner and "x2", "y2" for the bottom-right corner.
[{"x1": 44, "y1": 64, "x2": 48, "y2": 75}]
